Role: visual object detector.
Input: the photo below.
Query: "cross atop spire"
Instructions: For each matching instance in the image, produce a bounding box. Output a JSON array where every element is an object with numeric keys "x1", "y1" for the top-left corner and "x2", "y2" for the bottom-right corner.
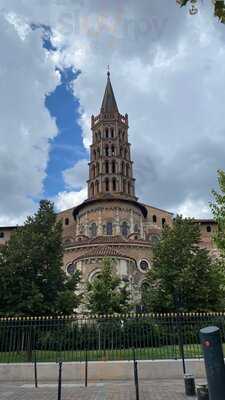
[{"x1": 101, "y1": 70, "x2": 119, "y2": 114}]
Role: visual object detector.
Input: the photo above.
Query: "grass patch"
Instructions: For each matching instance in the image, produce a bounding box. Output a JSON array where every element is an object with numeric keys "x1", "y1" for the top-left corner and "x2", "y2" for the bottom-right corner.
[{"x1": 0, "y1": 344, "x2": 204, "y2": 363}]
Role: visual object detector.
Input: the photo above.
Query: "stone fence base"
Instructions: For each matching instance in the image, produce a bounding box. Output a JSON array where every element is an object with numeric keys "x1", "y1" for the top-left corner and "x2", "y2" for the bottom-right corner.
[{"x1": 0, "y1": 359, "x2": 206, "y2": 382}]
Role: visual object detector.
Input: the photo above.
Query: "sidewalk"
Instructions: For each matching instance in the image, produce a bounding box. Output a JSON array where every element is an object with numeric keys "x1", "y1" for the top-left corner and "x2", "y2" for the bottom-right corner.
[{"x1": 0, "y1": 379, "x2": 205, "y2": 399}]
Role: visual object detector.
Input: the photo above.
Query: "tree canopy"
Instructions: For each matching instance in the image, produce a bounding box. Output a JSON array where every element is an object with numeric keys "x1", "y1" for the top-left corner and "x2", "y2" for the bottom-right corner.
[
  {"x1": 211, "y1": 169, "x2": 225, "y2": 255},
  {"x1": 142, "y1": 215, "x2": 225, "y2": 312},
  {"x1": 86, "y1": 258, "x2": 130, "y2": 314},
  {"x1": 0, "y1": 200, "x2": 80, "y2": 316},
  {"x1": 177, "y1": 0, "x2": 225, "y2": 24}
]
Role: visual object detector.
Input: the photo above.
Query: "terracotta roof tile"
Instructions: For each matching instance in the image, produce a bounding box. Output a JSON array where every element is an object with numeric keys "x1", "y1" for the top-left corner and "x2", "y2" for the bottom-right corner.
[
  {"x1": 72, "y1": 235, "x2": 149, "y2": 246},
  {"x1": 74, "y1": 246, "x2": 135, "y2": 262}
]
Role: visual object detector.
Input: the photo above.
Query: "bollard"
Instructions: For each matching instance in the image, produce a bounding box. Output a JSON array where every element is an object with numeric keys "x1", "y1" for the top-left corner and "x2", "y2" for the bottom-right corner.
[
  {"x1": 197, "y1": 385, "x2": 209, "y2": 400},
  {"x1": 184, "y1": 373, "x2": 196, "y2": 396},
  {"x1": 57, "y1": 361, "x2": 62, "y2": 400},
  {"x1": 199, "y1": 326, "x2": 225, "y2": 400}
]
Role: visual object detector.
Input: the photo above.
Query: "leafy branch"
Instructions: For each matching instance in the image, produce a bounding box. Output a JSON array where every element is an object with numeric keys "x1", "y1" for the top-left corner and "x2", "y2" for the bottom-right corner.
[{"x1": 177, "y1": 0, "x2": 225, "y2": 23}]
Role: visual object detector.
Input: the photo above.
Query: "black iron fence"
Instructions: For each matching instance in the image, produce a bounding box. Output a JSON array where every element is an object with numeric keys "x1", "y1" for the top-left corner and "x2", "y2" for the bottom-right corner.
[{"x1": 0, "y1": 313, "x2": 225, "y2": 363}]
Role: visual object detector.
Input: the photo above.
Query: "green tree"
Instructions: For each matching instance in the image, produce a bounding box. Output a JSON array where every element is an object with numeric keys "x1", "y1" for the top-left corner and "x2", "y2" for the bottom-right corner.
[
  {"x1": 0, "y1": 200, "x2": 80, "y2": 316},
  {"x1": 143, "y1": 215, "x2": 225, "y2": 312},
  {"x1": 177, "y1": 0, "x2": 225, "y2": 24},
  {"x1": 211, "y1": 169, "x2": 225, "y2": 254},
  {"x1": 86, "y1": 258, "x2": 130, "y2": 314}
]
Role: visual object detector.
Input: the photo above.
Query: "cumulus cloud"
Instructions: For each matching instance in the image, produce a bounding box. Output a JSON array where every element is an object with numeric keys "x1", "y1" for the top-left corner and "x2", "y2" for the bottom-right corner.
[
  {"x1": 0, "y1": 11, "x2": 59, "y2": 224},
  {"x1": 54, "y1": 188, "x2": 87, "y2": 211},
  {"x1": 63, "y1": 159, "x2": 89, "y2": 190},
  {"x1": 54, "y1": 158, "x2": 88, "y2": 210},
  {"x1": 1, "y1": 0, "x2": 225, "y2": 221}
]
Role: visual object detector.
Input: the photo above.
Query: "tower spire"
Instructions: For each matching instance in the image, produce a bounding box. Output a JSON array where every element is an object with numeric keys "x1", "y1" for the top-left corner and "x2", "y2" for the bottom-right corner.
[
  {"x1": 101, "y1": 70, "x2": 119, "y2": 114},
  {"x1": 88, "y1": 73, "x2": 136, "y2": 201}
]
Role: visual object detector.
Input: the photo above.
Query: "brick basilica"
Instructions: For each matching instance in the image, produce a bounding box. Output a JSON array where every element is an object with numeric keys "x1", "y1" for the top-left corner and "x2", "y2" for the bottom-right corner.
[
  {"x1": 55, "y1": 72, "x2": 218, "y2": 305},
  {"x1": 0, "y1": 72, "x2": 218, "y2": 305}
]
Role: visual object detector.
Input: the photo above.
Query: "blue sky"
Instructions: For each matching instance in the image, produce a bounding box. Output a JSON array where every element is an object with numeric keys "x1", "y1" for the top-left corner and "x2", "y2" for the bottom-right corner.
[
  {"x1": 42, "y1": 34, "x2": 88, "y2": 198},
  {"x1": 44, "y1": 67, "x2": 87, "y2": 198}
]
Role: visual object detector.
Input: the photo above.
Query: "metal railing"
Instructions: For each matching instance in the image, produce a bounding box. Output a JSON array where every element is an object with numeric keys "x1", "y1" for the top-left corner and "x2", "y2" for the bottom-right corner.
[{"x1": 0, "y1": 313, "x2": 224, "y2": 363}]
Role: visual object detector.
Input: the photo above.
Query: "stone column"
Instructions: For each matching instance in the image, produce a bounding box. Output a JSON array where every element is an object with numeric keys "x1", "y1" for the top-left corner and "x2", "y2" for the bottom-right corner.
[
  {"x1": 85, "y1": 213, "x2": 89, "y2": 236},
  {"x1": 140, "y1": 217, "x2": 144, "y2": 239},
  {"x1": 98, "y1": 209, "x2": 103, "y2": 235},
  {"x1": 76, "y1": 217, "x2": 80, "y2": 236},
  {"x1": 130, "y1": 209, "x2": 134, "y2": 233},
  {"x1": 115, "y1": 208, "x2": 120, "y2": 235}
]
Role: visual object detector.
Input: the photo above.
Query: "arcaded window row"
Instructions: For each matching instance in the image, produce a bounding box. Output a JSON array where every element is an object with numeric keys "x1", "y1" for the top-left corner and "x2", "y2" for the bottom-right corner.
[
  {"x1": 91, "y1": 161, "x2": 131, "y2": 178},
  {"x1": 94, "y1": 128, "x2": 127, "y2": 142},
  {"x1": 90, "y1": 178, "x2": 133, "y2": 196},
  {"x1": 92, "y1": 145, "x2": 129, "y2": 160}
]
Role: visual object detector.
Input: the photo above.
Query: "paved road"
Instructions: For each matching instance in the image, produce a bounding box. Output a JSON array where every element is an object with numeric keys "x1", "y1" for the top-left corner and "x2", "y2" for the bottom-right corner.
[{"x1": 0, "y1": 380, "x2": 204, "y2": 399}]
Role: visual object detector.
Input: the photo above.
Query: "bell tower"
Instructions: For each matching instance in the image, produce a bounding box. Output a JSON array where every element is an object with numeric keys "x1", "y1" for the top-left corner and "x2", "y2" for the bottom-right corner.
[{"x1": 87, "y1": 72, "x2": 137, "y2": 201}]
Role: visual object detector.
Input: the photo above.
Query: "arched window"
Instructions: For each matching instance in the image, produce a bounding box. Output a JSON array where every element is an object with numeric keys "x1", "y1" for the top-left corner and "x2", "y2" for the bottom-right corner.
[
  {"x1": 90, "y1": 222, "x2": 97, "y2": 238},
  {"x1": 90, "y1": 183, "x2": 94, "y2": 197},
  {"x1": 126, "y1": 164, "x2": 130, "y2": 177},
  {"x1": 111, "y1": 145, "x2": 115, "y2": 156},
  {"x1": 122, "y1": 131, "x2": 125, "y2": 141},
  {"x1": 125, "y1": 148, "x2": 128, "y2": 159},
  {"x1": 95, "y1": 180, "x2": 99, "y2": 193},
  {"x1": 97, "y1": 147, "x2": 100, "y2": 158},
  {"x1": 207, "y1": 225, "x2": 211, "y2": 233},
  {"x1": 119, "y1": 129, "x2": 122, "y2": 140},
  {"x1": 111, "y1": 128, "x2": 114, "y2": 138},
  {"x1": 90, "y1": 271, "x2": 101, "y2": 282},
  {"x1": 96, "y1": 162, "x2": 100, "y2": 175},
  {"x1": 139, "y1": 259, "x2": 150, "y2": 272},
  {"x1": 112, "y1": 178, "x2": 116, "y2": 191},
  {"x1": 93, "y1": 150, "x2": 96, "y2": 160},
  {"x1": 153, "y1": 215, "x2": 157, "y2": 223},
  {"x1": 105, "y1": 128, "x2": 109, "y2": 138},
  {"x1": 162, "y1": 218, "x2": 166, "y2": 228},
  {"x1": 120, "y1": 147, "x2": 123, "y2": 156},
  {"x1": 105, "y1": 146, "x2": 109, "y2": 157},
  {"x1": 151, "y1": 234, "x2": 160, "y2": 245},
  {"x1": 112, "y1": 160, "x2": 116, "y2": 174},
  {"x1": 121, "y1": 221, "x2": 129, "y2": 237},
  {"x1": 123, "y1": 179, "x2": 126, "y2": 193},
  {"x1": 122, "y1": 161, "x2": 125, "y2": 175},
  {"x1": 106, "y1": 222, "x2": 113, "y2": 235},
  {"x1": 105, "y1": 161, "x2": 109, "y2": 174},
  {"x1": 65, "y1": 218, "x2": 69, "y2": 226},
  {"x1": 67, "y1": 263, "x2": 76, "y2": 275},
  {"x1": 92, "y1": 165, "x2": 96, "y2": 179},
  {"x1": 98, "y1": 130, "x2": 101, "y2": 140},
  {"x1": 134, "y1": 224, "x2": 139, "y2": 233},
  {"x1": 105, "y1": 178, "x2": 109, "y2": 192}
]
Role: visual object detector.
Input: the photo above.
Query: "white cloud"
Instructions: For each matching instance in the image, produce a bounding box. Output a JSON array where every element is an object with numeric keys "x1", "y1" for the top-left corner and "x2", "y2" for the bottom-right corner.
[
  {"x1": 176, "y1": 198, "x2": 211, "y2": 219},
  {"x1": 0, "y1": 11, "x2": 59, "y2": 224},
  {"x1": 55, "y1": 188, "x2": 87, "y2": 211},
  {"x1": 1, "y1": 0, "x2": 225, "y2": 222},
  {"x1": 63, "y1": 158, "x2": 89, "y2": 190}
]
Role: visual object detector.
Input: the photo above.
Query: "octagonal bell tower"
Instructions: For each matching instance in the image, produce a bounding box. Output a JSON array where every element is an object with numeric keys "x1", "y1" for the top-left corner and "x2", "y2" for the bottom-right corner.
[{"x1": 87, "y1": 71, "x2": 137, "y2": 201}]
